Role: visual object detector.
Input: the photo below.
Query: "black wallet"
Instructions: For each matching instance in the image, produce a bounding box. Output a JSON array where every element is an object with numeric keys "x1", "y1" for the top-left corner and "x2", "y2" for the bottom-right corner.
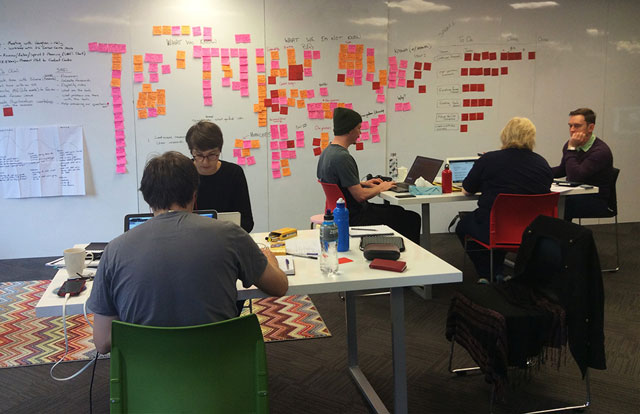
[{"x1": 363, "y1": 243, "x2": 401, "y2": 260}]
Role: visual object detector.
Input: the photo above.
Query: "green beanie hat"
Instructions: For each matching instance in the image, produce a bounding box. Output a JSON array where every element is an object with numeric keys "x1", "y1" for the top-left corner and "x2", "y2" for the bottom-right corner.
[{"x1": 333, "y1": 107, "x2": 363, "y2": 136}]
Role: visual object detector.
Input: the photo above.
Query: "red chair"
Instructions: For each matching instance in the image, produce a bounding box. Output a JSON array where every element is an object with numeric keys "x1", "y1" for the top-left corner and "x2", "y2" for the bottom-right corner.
[
  {"x1": 464, "y1": 192, "x2": 560, "y2": 281},
  {"x1": 310, "y1": 181, "x2": 347, "y2": 228}
]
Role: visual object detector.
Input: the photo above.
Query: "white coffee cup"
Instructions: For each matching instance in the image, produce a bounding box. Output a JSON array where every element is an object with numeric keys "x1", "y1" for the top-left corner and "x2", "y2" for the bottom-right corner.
[
  {"x1": 397, "y1": 166, "x2": 408, "y2": 182},
  {"x1": 64, "y1": 248, "x2": 94, "y2": 278}
]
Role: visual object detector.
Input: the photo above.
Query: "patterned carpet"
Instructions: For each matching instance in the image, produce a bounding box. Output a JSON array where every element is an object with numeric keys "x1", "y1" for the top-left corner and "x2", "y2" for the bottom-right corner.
[{"x1": 0, "y1": 280, "x2": 331, "y2": 369}]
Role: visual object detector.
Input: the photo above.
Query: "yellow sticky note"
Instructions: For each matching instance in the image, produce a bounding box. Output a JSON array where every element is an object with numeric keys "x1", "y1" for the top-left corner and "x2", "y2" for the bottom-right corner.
[
  {"x1": 176, "y1": 59, "x2": 186, "y2": 69},
  {"x1": 142, "y1": 84, "x2": 152, "y2": 92},
  {"x1": 181, "y1": 26, "x2": 190, "y2": 35},
  {"x1": 152, "y1": 26, "x2": 162, "y2": 35},
  {"x1": 176, "y1": 50, "x2": 186, "y2": 59},
  {"x1": 234, "y1": 139, "x2": 243, "y2": 148},
  {"x1": 251, "y1": 140, "x2": 260, "y2": 148}
]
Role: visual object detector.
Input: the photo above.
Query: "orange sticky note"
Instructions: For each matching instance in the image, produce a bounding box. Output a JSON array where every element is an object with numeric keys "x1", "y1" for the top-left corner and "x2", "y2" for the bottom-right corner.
[
  {"x1": 142, "y1": 84, "x2": 152, "y2": 92},
  {"x1": 287, "y1": 98, "x2": 295, "y2": 107},
  {"x1": 112, "y1": 62, "x2": 122, "y2": 71},
  {"x1": 280, "y1": 159, "x2": 289, "y2": 167},
  {"x1": 300, "y1": 90, "x2": 308, "y2": 99},
  {"x1": 297, "y1": 99, "x2": 305, "y2": 108},
  {"x1": 241, "y1": 148, "x2": 251, "y2": 157},
  {"x1": 234, "y1": 139, "x2": 243, "y2": 148},
  {"x1": 176, "y1": 50, "x2": 186, "y2": 59},
  {"x1": 152, "y1": 26, "x2": 162, "y2": 35},
  {"x1": 303, "y1": 59, "x2": 312, "y2": 68},
  {"x1": 270, "y1": 50, "x2": 279, "y2": 60},
  {"x1": 110, "y1": 78, "x2": 121, "y2": 87},
  {"x1": 138, "y1": 109, "x2": 148, "y2": 119},
  {"x1": 279, "y1": 68, "x2": 287, "y2": 77},
  {"x1": 157, "y1": 106, "x2": 166, "y2": 115},
  {"x1": 278, "y1": 88, "x2": 286, "y2": 97},
  {"x1": 133, "y1": 55, "x2": 143, "y2": 64},
  {"x1": 345, "y1": 77, "x2": 354, "y2": 86},
  {"x1": 136, "y1": 99, "x2": 146, "y2": 109},
  {"x1": 162, "y1": 26, "x2": 171, "y2": 35},
  {"x1": 202, "y1": 71, "x2": 211, "y2": 80},
  {"x1": 282, "y1": 167, "x2": 291, "y2": 176},
  {"x1": 133, "y1": 63, "x2": 143, "y2": 73},
  {"x1": 181, "y1": 26, "x2": 190, "y2": 35},
  {"x1": 112, "y1": 54, "x2": 122, "y2": 63},
  {"x1": 251, "y1": 140, "x2": 260, "y2": 148},
  {"x1": 256, "y1": 56, "x2": 265, "y2": 64},
  {"x1": 176, "y1": 59, "x2": 186, "y2": 69},
  {"x1": 290, "y1": 89, "x2": 299, "y2": 98}
]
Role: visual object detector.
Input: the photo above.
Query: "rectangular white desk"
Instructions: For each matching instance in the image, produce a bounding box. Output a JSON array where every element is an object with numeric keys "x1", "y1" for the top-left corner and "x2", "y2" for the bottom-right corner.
[{"x1": 35, "y1": 227, "x2": 462, "y2": 414}]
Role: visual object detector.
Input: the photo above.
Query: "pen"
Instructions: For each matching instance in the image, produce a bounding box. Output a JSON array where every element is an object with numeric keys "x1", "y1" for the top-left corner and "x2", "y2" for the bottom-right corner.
[
  {"x1": 351, "y1": 228, "x2": 377, "y2": 231},
  {"x1": 285, "y1": 258, "x2": 290, "y2": 269},
  {"x1": 287, "y1": 253, "x2": 318, "y2": 260}
]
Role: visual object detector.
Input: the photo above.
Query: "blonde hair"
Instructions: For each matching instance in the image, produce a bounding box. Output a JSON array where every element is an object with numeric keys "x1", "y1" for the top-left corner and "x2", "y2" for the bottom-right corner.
[{"x1": 500, "y1": 117, "x2": 536, "y2": 150}]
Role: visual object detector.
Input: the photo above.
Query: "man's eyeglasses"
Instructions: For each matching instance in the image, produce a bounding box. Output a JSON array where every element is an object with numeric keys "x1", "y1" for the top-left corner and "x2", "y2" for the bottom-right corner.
[{"x1": 192, "y1": 152, "x2": 220, "y2": 162}]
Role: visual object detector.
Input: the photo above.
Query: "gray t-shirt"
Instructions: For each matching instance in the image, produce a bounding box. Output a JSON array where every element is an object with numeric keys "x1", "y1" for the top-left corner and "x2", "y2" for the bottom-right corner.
[
  {"x1": 316, "y1": 143, "x2": 363, "y2": 215},
  {"x1": 87, "y1": 211, "x2": 267, "y2": 326}
]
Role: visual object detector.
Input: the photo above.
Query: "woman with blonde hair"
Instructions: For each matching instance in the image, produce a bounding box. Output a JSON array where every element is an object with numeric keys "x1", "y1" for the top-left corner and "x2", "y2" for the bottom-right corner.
[{"x1": 455, "y1": 117, "x2": 553, "y2": 284}]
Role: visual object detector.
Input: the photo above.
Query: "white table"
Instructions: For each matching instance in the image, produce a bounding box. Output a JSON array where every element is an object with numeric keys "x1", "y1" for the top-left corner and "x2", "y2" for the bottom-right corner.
[{"x1": 35, "y1": 228, "x2": 462, "y2": 414}]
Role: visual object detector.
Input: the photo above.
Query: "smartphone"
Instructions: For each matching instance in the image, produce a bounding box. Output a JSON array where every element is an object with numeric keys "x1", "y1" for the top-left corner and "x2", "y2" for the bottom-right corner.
[
  {"x1": 57, "y1": 279, "x2": 86, "y2": 297},
  {"x1": 396, "y1": 194, "x2": 416, "y2": 198}
]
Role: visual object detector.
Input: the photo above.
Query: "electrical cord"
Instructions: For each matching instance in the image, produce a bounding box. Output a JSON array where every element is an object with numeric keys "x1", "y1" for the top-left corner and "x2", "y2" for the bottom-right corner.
[
  {"x1": 49, "y1": 293, "x2": 99, "y2": 381},
  {"x1": 89, "y1": 351, "x2": 99, "y2": 414}
]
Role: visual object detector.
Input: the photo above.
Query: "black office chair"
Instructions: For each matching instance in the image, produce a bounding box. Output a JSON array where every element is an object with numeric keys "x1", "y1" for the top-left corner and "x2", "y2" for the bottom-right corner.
[
  {"x1": 578, "y1": 167, "x2": 620, "y2": 272},
  {"x1": 447, "y1": 215, "x2": 606, "y2": 413}
]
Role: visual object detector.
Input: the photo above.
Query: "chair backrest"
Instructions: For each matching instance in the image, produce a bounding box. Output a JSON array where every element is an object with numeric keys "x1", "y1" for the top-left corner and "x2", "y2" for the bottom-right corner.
[
  {"x1": 110, "y1": 314, "x2": 269, "y2": 414},
  {"x1": 319, "y1": 180, "x2": 346, "y2": 212},
  {"x1": 607, "y1": 167, "x2": 620, "y2": 216},
  {"x1": 489, "y1": 192, "x2": 560, "y2": 247}
]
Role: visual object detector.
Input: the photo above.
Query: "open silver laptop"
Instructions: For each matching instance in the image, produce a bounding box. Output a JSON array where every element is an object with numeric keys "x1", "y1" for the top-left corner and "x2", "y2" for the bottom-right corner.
[
  {"x1": 446, "y1": 156, "x2": 479, "y2": 185},
  {"x1": 390, "y1": 156, "x2": 444, "y2": 192},
  {"x1": 123, "y1": 209, "x2": 218, "y2": 232}
]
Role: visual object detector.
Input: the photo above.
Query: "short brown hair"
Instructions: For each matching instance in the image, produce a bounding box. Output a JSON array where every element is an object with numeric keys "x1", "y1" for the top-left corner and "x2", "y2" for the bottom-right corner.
[
  {"x1": 185, "y1": 121, "x2": 224, "y2": 152},
  {"x1": 139, "y1": 151, "x2": 199, "y2": 210},
  {"x1": 569, "y1": 108, "x2": 596, "y2": 124},
  {"x1": 500, "y1": 117, "x2": 536, "y2": 151}
]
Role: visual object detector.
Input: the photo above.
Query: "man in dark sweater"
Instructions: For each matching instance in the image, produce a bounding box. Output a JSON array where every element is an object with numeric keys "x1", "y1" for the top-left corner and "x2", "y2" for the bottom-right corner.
[{"x1": 552, "y1": 108, "x2": 614, "y2": 221}]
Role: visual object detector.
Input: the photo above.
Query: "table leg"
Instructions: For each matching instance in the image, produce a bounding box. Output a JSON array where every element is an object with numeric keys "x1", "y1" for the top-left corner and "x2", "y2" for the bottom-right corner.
[
  {"x1": 346, "y1": 291, "x2": 390, "y2": 414},
  {"x1": 558, "y1": 195, "x2": 566, "y2": 220},
  {"x1": 391, "y1": 287, "x2": 408, "y2": 414},
  {"x1": 412, "y1": 204, "x2": 433, "y2": 299}
]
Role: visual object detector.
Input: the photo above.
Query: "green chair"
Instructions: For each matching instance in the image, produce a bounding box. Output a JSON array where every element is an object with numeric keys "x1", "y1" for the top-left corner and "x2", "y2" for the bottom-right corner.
[{"x1": 110, "y1": 314, "x2": 269, "y2": 413}]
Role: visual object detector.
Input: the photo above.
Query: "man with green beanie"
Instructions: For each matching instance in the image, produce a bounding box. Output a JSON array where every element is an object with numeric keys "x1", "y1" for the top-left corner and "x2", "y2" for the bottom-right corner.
[{"x1": 316, "y1": 107, "x2": 421, "y2": 244}]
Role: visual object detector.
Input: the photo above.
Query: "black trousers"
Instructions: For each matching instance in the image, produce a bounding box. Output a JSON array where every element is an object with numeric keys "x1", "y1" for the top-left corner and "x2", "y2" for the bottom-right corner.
[
  {"x1": 563, "y1": 194, "x2": 610, "y2": 222},
  {"x1": 351, "y1": 202, "x2": 421, "y2": 245},
  {"x1": 455, "y1": 211, "x2": 505, "y2": 279}
]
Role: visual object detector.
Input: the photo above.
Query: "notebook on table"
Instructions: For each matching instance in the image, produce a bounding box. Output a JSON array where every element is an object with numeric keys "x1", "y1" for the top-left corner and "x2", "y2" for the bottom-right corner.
[
  {"x1": 390, "y1": 156, "x2": 443, "y2": 193},
  {"x1": 123, "y1": 209, "x2": 218, "y2": 231},
  {"x1": 446, "y1": 156, "x2": 479, "y2": 185}
]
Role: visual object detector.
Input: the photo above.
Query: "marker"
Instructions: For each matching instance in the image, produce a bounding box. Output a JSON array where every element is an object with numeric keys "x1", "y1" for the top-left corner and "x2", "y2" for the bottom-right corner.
[
  {"x1": 287, "y1": 253, "x2": 318, "y2": 260},
  {"x1": 285, "y1": 258, "x2": 290, "y2": 269},
  {"x1": 351, "y1": 228, "x2": 377, "y2": 231}
]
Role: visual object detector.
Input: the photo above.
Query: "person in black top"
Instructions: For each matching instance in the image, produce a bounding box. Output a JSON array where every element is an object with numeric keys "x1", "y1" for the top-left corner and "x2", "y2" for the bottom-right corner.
[
  {"x1": 185, "y1": 121, "x2": 254, "y2": 232},
  {"x1": 456, "y1": 117, "x2": 553, "y2": 283}
]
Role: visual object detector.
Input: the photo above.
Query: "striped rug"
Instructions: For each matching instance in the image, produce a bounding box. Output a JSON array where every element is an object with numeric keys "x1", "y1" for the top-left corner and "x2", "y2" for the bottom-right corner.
[{"x1": 0, "y1": 280, "x2": 331, "y2": 368}]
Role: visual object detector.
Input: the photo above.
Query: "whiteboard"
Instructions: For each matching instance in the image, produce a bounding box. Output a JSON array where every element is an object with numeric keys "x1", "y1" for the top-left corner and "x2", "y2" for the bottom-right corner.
[{"x1": 1, "y1": 0, "x2": 639, "y2": 259}]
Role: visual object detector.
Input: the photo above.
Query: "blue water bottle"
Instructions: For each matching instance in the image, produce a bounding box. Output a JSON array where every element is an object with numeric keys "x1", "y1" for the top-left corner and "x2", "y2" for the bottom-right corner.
[{"x1": 333, "y1": 198, "x2": 349, "y2": 252}]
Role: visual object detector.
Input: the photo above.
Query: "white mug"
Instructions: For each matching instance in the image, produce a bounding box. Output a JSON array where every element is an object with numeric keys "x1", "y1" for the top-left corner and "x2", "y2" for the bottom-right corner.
[
  {"x1": 397, "y1": 166, "x2": 408, "y2": 182},
  {"x1": 63, "y1": 248, "x2": 94, "y2": 278}
]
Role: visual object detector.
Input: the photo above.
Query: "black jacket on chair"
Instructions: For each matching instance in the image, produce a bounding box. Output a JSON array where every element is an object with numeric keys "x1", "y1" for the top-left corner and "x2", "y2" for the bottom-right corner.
[{"x1": 514, "y1": 215, "x2": 606, "y2": 377}]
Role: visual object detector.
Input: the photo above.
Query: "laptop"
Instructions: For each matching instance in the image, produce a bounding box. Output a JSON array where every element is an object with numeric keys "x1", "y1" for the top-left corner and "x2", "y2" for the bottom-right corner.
[
  {"x1": 446, "y1": 156, "x2": 479, "y2": 185},
  {"x1": 390, "y1": 156, "x2": 444, "y2": 192},
  {"x1": 124, "y1": 209, "x2": 218, "y2": 232}
]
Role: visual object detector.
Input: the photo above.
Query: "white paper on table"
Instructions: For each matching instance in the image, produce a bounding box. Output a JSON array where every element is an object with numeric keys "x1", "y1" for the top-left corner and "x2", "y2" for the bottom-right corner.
[{"x1": 0, "y1": 125, "x2": 85, "y2": 198}]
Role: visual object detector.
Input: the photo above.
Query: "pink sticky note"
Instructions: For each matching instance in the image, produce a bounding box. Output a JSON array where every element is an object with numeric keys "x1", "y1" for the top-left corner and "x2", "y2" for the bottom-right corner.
[
  {"x1": 303, "y1": 50, "x2": 312, "y2": 59},
  {"x1": 279, "y1": 141, "x2": 288, "y2": 149},
  {"x1": 203, "y1": 27, "x2": 212, "y2": 41},
  {"x1": 376, "y1": 94, "x2": 386, "y2": 103},
  {"x1": 241, "y1": 88, "x2": 249, "y2": 97},
  {"x1": 289, "y1": 150, "x2": 297, "y2": 159},
  {"x1": 203, "y1": 61, "x2": 211, "y2": 71},
  {"x1": 400, "y1": 59, "x2": 408, "y2": 69},
  {"x1": 134, "y1": 73, "x2": 144, "y2": 83},
  {"x1": 257, "y1": 64, "x2": 265, "y2": 73},
  {"x1": 281, "y1": 150, "x2": 290, "y2": 159},
  {"x1": 271, "y1": 151, "x2": 280, "y2": 160},
  {"x1": 149, "y1": 73, "x2": 159, "y2": 83},
  {"x1": 378, "y1": 114, "x2": 387, "y2": 122},
  {"x1": 88, "y1": 42, "x2": 98, "y2": 51},
  {"x1": 222, "y1": 78, "x2": 231, "y2": 87},
  {"x1": 202, "y1": 88, "x2": 212, "y2": 98},
  {"x1": 114, "y1": 113, "x2": 124, "y2": 122},
  {"x1": 203, "y1": 97, "x2": 213, "y2": 106},
  {"x1": 372, "y1": 134, "x2": 381, "y2": 143},
  {"x1": 113, "y1": 104, "x2": 123, "y2": 114},
  {"x1": 272, "y1": 170, "x2": 281, "y2": 179},
  {"x1": 279, "y1": 124, "x2": 288, "y2": 138},
  {"x1": 247, "y1": 156, "x2": 256, "y2": 165},
  {"x1": 193, "y1": 46, "x2": 202, "y2": 58},
  {"x1": 116, "y1": 165, "x2": 127, "y2": 174},
  {"x1": 270, "y1": 141, "x2": 279, "y2": 150},
  {"x1": 271, "y1": 161, "x2": 280, "y2": 170},
  {"x1": 113, "y1": 96, "x2": 123, "y2": 106},
  {"x1": 202, "y1": 48, "x2": 211, "y2": 57},
  {"x1": 306, "y1": 89, "x2": 315, "y2": 98},
  {"x1": 296, "y1": 139, "x2": 305, "y2": 148},
  {"x1": 233, "y1": 148, "x2": 242, "y2": 157},
  {"x1": 230, "y1": 48, "x2": 238, "y2": 57},
  {"x1": 256, "y1": 48, "x2": 265, "y2": 57},
  {"x1": 371, "y1": 125, "x2": 379, "y2": 134},
  {"x1": 115, "y1": 130, "x2": 125, "y2": 139},
  {"x1": 313, "y1": 50, "x2": 320, "y2": 59},
  {"x1": 162, "y1": 64, "x2": 171, "y2": 74},
  {"x1": 192, "y1": 26, "x2": 202, "y2": 36},
  {"x1": 237, "y1": 157, "x2": 246, "y2": 165},
  {"x1": 296, "y1": 130, "x2": 305, "y2": 139},
  {"x1": 361, "y1": 121, "x2": 370, "y2": 130},
  {"x1": 115, "y1": 147, "x2": 126, "y2": 156},
  {"x1": 360, "y1": 132, "x2": 370, "y2": 140},
  {"x1": 111, "y1": 70, "x2": 121, "y2": 79},
  {"x1": 270, "y1": 125, "x2": 279, "y2": 139},
  {"x1": 148, "y1": 108, "x2": 157, "y2": 117},
  {"x1": 240, "y1": 48, "x2": 248, "y2": 57},
  {"x1": 388, "y1": 56, "x2": 397, "y2": 65},
  {"x1": 172, "y1": 26, "x2": 180, "y2": 36},
  {"x1": 403, "y1": 102, "x2": 412, "y2": 111},
  {"x1": 348, "y1": 44, "x2": 356, "y2": 53},
  {"x1": 304, "y1": 68, "x2": 313, "y2": 77},
  {"x1": 232, "y1": 81, "x2": 241, "y2": 91},
  {"x1": 395, "y1": 103, "x2": 403, "y2": 111},
  {"x1": 148, "y1": 63, "x2": 158, "y2": 73},
  {"x1": 367, "y1": 48, "x2": 374, "y2": 56},
  {"x1": 371, "y1": 118, "x2": 379, "y2": 127}
]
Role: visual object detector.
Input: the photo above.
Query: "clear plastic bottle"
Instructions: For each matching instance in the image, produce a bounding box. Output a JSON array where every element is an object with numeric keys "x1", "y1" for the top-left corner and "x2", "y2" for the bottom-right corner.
[
  {"x1": 333, "y1": 198, "x2": 349, "y2": 252},
  {"x1": 319, "y1": 209, "x2": 339, "y2": 276}
]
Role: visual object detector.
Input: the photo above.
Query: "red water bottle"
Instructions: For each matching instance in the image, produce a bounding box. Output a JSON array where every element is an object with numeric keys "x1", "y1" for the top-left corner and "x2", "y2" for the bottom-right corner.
[{"x1": 442, "y1": 163, "x2": 452, "y2": 193}]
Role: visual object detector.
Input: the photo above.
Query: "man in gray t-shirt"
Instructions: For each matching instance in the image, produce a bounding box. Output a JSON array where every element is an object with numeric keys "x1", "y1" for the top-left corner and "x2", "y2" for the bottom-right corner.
[{"x1": 88, "y1": 151, "x2": 288, "y2": 354}]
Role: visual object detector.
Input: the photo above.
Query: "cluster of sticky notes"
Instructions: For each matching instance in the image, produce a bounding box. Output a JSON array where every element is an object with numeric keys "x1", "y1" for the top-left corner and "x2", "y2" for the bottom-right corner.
[
  {"x1": 137, "y1": 84, "x2": 167, "y2": 118},
  {"x1": 337, "y1": 43, "x2": 364, "y2": 86},
  {"x1": 358, "y1": 113, "x2": 386, "y2": 145},
  {"x1": 461, "y1": 112, "x2": 485, "y2": 121},
  {"x1": 176, "y1": 50, "x2": 186, "y2": 69},
  {"x1": 366, "y1": 47, "x2": 375, "y2": 73},
  {"x1": 301, "y1": 49, "x2": 320, "y2": 78},
  {"x1": 394, "y1": 102, "x2": 412, "y2": 112},
  {"x1": 462, "y1": 83, "x2": 486, "y2": 92},
  {"x1": 312, "y1": 132, "x2": 331, "y2": 156},
  {"x1": 88, "y1": 42, "x2": 126, "y2": 54},
  {"x1": 88, "y1": 42, "x2": 128, "y2": 174},
  {"x1": 461, "y1": 67, "x2": 508, "y2": 76},
  {"x1": 233, "y1": 138, "x2": 259, "y2": 166},
  {"x1": 307, "y1": 101, "x2": 350, "y2": 120},
  {"x1": 268, "y1": 49, "x2": 287, "y2": 82},
  {"x1": 253, "y1": 49, "x2": 268, "y2": 127},
  {"x1": 287, "y1": 48, "x2": 303, "y2": 81},
  {"x1": 269, "y1": 124, "x2": 301, "y2": 178},
  {"x1": 152, "y1": 26, "x2": 213, "y2": 41},
  {"x1": 462, "y1": 98, "x2": 493, "y2": 107}
]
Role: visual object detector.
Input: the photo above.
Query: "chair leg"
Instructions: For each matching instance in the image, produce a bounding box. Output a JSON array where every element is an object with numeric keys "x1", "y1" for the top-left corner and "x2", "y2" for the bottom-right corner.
[
  {"x1": 521, "y1": 368, "x2": 591, "y2": 414},
  {"x1": 602, "y1": 215, "x2": 619, "y2": 273},
  {"x1": 448, "y1": 334, "x2": 480, "y2": 375}
]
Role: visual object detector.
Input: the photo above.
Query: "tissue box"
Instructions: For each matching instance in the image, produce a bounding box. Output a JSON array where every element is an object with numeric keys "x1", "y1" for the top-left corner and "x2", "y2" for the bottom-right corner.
[{"x1": 409, "y1": 185, "x2": 442, "y2": 195}]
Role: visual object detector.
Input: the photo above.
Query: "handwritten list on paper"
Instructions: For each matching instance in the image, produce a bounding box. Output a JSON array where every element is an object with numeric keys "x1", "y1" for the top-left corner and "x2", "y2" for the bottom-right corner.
[{"x1": 0, "y1": 125, "x2": 85, "y2": 198}]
